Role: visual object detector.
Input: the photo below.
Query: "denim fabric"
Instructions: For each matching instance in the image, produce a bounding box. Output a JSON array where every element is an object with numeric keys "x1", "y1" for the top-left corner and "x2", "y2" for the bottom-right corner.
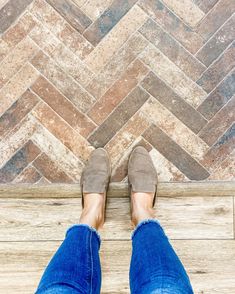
[
  {"x1": 130, "y1": 220, "x2": 193, "y2": 294},
  {"x1": 35, "y1": 225, "x2": 101, "y2": 294},
  {"x1": 36, "y1": 221, "x2": 193, "y2": 294}
]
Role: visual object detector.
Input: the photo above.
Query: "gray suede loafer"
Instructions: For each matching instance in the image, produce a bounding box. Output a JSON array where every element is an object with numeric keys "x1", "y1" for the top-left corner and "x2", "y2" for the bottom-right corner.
[
  {"x1": 128, "y1": 146, "x2": 158, "y2": 207},
  {"x1": 80, "y1": 148, "x2": 111, "y2": 207}
]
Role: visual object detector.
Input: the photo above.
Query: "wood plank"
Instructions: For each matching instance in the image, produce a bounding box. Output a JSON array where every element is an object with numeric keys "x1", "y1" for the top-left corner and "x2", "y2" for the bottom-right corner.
[
  {"x1": 0, "y1": 197, "x2": 233, "y2": 241},
  {"x1": 0, "y1": 181, "x2": 234, "y2": 198},
  {"x1": 0, "y1": 240, "x2": 234, "y2": 293}
]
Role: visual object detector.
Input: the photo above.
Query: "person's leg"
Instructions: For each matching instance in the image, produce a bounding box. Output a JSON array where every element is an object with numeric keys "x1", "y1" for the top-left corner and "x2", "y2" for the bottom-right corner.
[
  {"x1": 128, "y1": 147, "x2": 193, "y2": 294},
  {"x1": 129, "y1": 193, "x2": 193, "y2": 294},
  {"x1": 36, "y1": 193, "x2": 104, "y2": 294},
  {"x1": 36, "y1": 148, "x2": 111, "y2": 294}
]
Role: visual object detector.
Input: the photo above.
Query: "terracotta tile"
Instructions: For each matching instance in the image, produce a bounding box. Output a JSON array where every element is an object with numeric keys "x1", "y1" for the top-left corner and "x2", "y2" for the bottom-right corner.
[
  {"x1": 196, "y1": 0, "x2": 235, "y2": 40},
  {"x1": 46, "y1": 0, "x2": 92, "y2": 33},
  {"x1": 81, "y1": 0, "x2": 113, "y2": 21},
  {"x1": 84, "y1": 5, "x2": 148, "y2": 73},
  {"x1": 33, "y1": 152, "x2": 74, "y2": 183},
  {"x1": 0, "y1": 63, "x2": 39, "y2": 117},
  {"x1": 31, "y1": 122, "x2": 83, "y2": 181},
  {"x1": 143, "y1": 124, "x2": 210, "y2": 180},
  {"x1": 30, "y1": 0, "x2": 93, "y2": 59},
  {"x1": 201, "y1": 123, "x2": 235, "y2": 170},
  {"x1": 197, "y1": 70, "x2": 235, "y2": 119},
  {"x1": 196, "y1": 14, "x2": 235, "y2": 66},
  {"x1": 139, "y1": 18, "x2": 206, "y2": 81},
  {"x1": 0, "y1": 0, "x2": 33, "y2": 34},
  {"x1": 32, "y1": 102, "x2": 94, "y2": 162},
  {"x1": 197, "y1": 42, "x2": 235, "y2": 93},
  {"x1": 0, "y1": 140, "x2": 41, "y2": 183},
  {"x1": 31, "y1": 50, "x2": 96, "y2": 113},
  {"x1": 193, "y1": 0, "x2": 219, "y2": 13},
  {"x1": 83, "y1": 0, "x2": 138, "y2": 46},
  {"x1": 0, "y1": 116, "x2": 37, "y2": 168},
  {"x1": 139, "y1": 0, "x2": 204, "y2": 54},
  {"x1": 0, "y1": 12, "x2": 36, "y2": 61},
  {"x1": 13, "y1": 165, "x2": 42, "y2": 183},
  {"x1": 58, "y1": 22, "x2": 93, "y2": 59},
  {"x1": 29, "y1": 23, "x2": 60, "y2": 54},
  {"x1": 49, "y1": 42, "x2": 94, "y2": 87},
  {"x1": 0, "y1": 37, "x2": 39, "y2": 89},
  {"x1": 141, "y1": 72, "x2": 207, "y2": 134},
  {"x1": 0, "y1": 89, "x2": 39, "y2": 139},
  {"x1": 31, "y1": 76, "x2": 96, "y2": 138},
  {"x1": 149, "y1": 148, "x2": 188, "y2": 182},
  {"x1": 106, "y1": 111, "x2": 150, "y2": 165},
  {"x1": 87, "y1": 32, "x2": 148, "y2": 99},
  {"x1": 88, "y1": 86, "x2": 149, "y2": 147},
  {"x1": 161, "y1": 0, "x2": 205, "y2": 27},
  {"x1": 199, "y1": 96, "x2": 235, "y2": 146},
  {"x1": 88, "y1": 59, "x2": 149, "y2": 125},
  {"x1": 209, "y1": 150, "x2": 235, "y2": 180},
  {"x1": 140, "y1": 44, "x2": 207, "y2": 107},
  {"x1": 140, "y1": 98, "x2": 209, "y2": 161}
]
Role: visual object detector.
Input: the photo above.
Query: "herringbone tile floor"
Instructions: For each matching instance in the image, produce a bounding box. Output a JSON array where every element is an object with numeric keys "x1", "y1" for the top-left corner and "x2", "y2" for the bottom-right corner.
[{"x1": 0, "y1": 0, "x2": 234, "y2": 184}]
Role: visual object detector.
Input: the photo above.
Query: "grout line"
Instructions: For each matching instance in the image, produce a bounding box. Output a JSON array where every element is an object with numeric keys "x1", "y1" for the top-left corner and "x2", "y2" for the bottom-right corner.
[{"x1": 194, "y1": 12, "x2": 235, "y2": 56}]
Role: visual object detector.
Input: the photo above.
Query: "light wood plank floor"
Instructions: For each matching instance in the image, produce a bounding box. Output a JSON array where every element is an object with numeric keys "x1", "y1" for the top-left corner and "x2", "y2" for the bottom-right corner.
[{"x1": 0, "y1": 191, "x2": 234, "y2": 293}]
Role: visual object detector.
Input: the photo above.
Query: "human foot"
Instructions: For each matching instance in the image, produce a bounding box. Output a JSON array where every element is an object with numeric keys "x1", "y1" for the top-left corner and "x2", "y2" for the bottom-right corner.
[
  {"x1": 80, "y1": 148, "x2": 111, "y2": 230},
  {"x1": 128, "y1": 146, "x2": 158, "y2": 227}
]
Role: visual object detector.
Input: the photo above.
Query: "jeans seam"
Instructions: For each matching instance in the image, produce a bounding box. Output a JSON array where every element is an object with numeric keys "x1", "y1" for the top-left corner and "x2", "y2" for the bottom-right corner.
[{"x1": 89, "y1": 231, "x2": 94, "y2": 294}]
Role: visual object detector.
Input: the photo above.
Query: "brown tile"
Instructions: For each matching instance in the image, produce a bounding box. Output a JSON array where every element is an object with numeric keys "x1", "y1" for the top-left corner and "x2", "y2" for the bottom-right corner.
[
  {"x1": 0, "y1": 12, "x2": 36, "y2": 61},
  {"x1": 31, "y1": 76, "x2": 96, "y2": 138},
  {"x1": 139, "y1": 0, "x2": 204, "y2": 54},
  {"x1": 33, "y1": 152, "x2": 74, "y2": 183},
  {"x1": 106, "y1": 111, "x2": 151, "y2": 165},
  {"x1": 143, "y1": 124, "x2": 210, "y2": 180},
  {"x1": 0, "y1": 63, "x2": 39, "y2": 117},
  {"x1": 83, "y1": 0, "x2": 138, "y2": 46},
  {"x1": 88, "y1": 59, "x2": 149, "y2": 125},
  {"x1": 0, "y1": 140, "x2": 41, "y2": 183},
  {"x1": 197, "y1": 42, "x2": 235, "y2": 93},
  {"x1": 139, "y1": 18, "x2": 206, "y2": 81},
  {"x1": 13, "y1": 165, "x2": 42, "y2": 183},
  {"x1": 201, "y1": 123, "x2": 235, "y2": 170},
  {"x1": 0, "y1": 37, "x2": 39, "y2": 89},
  {"x1": 197, "y1": 70, "x2": 235, "y2": 119},
  {"x1": 31, "y1": 50, "x2": 95, "y2": 113},
  {"x1": 30, "y1": 0, "x2": 93, "y2": 59},
  {"x1": 193, "y1": 0, "x2": 219, "y2": 13},
  {"x1": 196, "y1": 14, "x2": 235, "y2": 66},
  {"x1": 0, "y1": 89, "x2": 38, "y2": 139},
  {"x1": 46, "y1": 0, "x2": 92, "y2": 33},
  {"x1": 58, "y1": 22, "x2": 94, "y2": 60},
  {"x1": 0, "y1": 0, "x2": 33, "y2": 34},
  {"x1": 87, "y1": 32, "x2": 148, "y2": 99},
  {"x1": 88, "y1": 86, "x2": 149, "y2": 147},
  {"x1": 196, "y1": 0, "x2": 235, "y2": 40},
  {"x1": 141, "y1": 72, "x2": 207, "y2": 134},
  {"x1": 32, "y1": 102, "x2": 94, "y2": 162},
  {"x1": 209, "y1": 150, "x2": 235, "y2": 180},
  {"x1": 199, "y1": 96, "x2": 235, "y2": 146}
]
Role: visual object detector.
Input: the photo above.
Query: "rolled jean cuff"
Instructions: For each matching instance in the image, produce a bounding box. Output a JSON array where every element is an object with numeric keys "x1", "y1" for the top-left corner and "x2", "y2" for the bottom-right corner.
[
  {"x1": 66, "y1": 224, "x2": 101, "y2": 246},
  {"x1": 131, "y1": 219, "x2": 163, "y2": 240}
]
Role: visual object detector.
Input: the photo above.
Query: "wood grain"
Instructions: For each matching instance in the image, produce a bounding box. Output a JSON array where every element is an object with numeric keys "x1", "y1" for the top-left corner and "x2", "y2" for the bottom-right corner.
[
  {"x1": 0, "y1": 197, "x2": 233, "y2": 241},
  {"x1": 0, "y1": 181, "x2": 234, "y2": 198},
  {"x1": 0, "y1": 240, "x2": 234, "y2": 293}
]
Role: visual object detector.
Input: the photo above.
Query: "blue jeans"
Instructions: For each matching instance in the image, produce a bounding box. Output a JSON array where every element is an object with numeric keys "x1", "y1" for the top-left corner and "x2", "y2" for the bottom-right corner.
[{"x1": 35, "y1": 220, "x2": 193, "y2": 293}]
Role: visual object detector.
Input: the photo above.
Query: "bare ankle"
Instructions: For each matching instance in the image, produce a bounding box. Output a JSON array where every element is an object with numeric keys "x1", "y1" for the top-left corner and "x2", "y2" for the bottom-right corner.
[
  {"x1": 79, "y1": 193, "x2": 105, "y2": 230},
  {"x1": 131, "y1": 192, "x2": 155, "y2": 227}
]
